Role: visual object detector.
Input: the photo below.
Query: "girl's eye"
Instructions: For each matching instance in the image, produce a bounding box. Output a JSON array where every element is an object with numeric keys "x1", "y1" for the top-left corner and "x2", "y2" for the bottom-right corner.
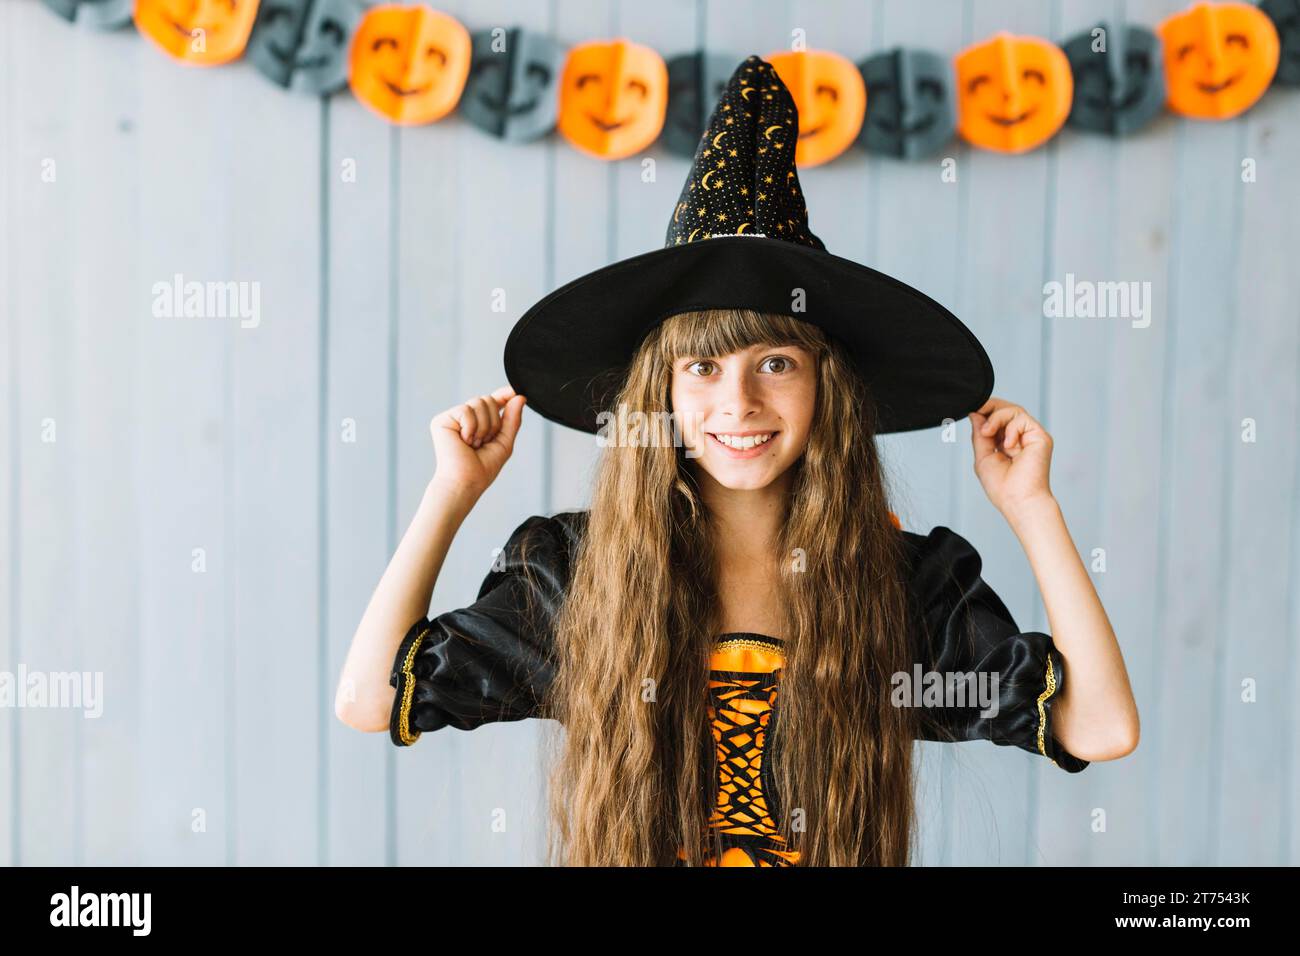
[{"x1": 684, "y1": 355, "x2": 795, "y2": 375}]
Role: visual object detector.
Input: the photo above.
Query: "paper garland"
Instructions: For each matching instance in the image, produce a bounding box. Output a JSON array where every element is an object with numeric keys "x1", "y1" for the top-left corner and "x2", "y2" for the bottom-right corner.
[
  {"x1": 1159, "y1": 0, "x2": 1281, "y2": 117},
  {"x1": 461, "y1": 26, "x2": 565, "y2": 142},
  {"x1": 133, "y1": 0, "x2": 260, "y2": 66},
  {"x1": 39, "y1": 0, "x2": 1296, "y2": 162},
  {"x1": 347, "y1": 3, "x2": 471, "y2": 125},
  {"x1": 247, "y1": 0, "x2": 362, "y2": 96},
  {"x1": 41, "y1": 0, "x2": 133, "y2": 28}
]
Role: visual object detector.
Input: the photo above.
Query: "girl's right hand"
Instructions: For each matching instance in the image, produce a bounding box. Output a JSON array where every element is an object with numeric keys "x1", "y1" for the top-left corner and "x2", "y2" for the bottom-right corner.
[{"x1": 429, "y1": 385, "x2": 526, "y2": 498}]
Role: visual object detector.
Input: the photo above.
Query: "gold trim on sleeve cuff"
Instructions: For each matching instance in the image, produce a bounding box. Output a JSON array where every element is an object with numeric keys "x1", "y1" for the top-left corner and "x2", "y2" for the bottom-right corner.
[
  {"x1": 396, "y1": 628, "x2": 430, "y2": 746},
  {"x1": 1036, "y1": 653, "x2": 1061, "y2": 769}
]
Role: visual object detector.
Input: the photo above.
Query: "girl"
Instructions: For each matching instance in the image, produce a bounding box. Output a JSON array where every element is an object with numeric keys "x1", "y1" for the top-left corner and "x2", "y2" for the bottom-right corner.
[{"x1": 335, "y1": 57, "x2": 1139, "y2": 867}]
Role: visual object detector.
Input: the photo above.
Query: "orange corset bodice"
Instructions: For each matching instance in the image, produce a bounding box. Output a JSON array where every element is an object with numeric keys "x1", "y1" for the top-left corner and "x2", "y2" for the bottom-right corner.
[{"x1": 676, "y1": 633, "x2": 800, "y2": 867}]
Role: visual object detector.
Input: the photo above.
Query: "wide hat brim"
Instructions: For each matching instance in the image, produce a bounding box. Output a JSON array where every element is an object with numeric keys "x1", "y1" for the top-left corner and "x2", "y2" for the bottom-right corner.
[{"x1": 504, "y1": 234, "x2": 993, "y2": 435}]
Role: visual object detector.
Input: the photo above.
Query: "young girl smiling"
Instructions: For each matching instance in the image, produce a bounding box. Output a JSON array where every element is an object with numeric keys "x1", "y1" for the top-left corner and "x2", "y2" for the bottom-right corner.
[{"x1": 334, "y1": 56, "x2": 1139, "y2": 867}]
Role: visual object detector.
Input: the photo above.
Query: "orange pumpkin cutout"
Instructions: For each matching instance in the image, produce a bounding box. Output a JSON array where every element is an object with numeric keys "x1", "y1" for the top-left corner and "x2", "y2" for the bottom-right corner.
[
  {"x1": 348, "y1": 4, "x2": 471, "y2": 126},
  {"x1": 766, "y1": 49, "x2": 866, "y2": 167},
  {"x1": 1157, "y1": 1, "x2": 1280, "y2": 119},
  {"x1": 955, "y1": 32, "x2": 1073, "y2": 153},
  {"x1": 558, "y1": 40, "x2": 668, "y2": 160},
  {"x1": 134, "y1": 0, "x2": 261, "y2": 66}
]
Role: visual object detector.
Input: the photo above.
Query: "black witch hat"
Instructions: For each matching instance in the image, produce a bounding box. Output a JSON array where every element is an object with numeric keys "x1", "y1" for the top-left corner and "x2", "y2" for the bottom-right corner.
[{"x1": 504, "y1": 54, "x2": 992, "y2": 434}]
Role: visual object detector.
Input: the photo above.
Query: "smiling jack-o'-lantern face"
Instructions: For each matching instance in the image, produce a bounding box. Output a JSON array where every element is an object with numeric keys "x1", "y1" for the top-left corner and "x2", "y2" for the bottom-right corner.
[
  {"x1": 857, "y1": 48, "x2": 955, "y2": 159},
  {"x1": 955, "y1": 32, "x2": 1073, "y2": 153},
  {"x1": 767, "y1": 49, "x2": 866, "y2": 167},
  {"x1": 248, "y1": 0, "x2": 362, "y2": 95},
  {"x1": 1063, "y1": 22, "x2": 1166, "y2": 135},
  {"x1": 1158, "y1": 1, "x2": 1280, "y2": 118},
  {"x1": 461, "y1": 27, "x2": 565, "y2": 142},
  {"x1": 558, "y1": 40, "x2": 668, "y2": 160},
  {"x1": 135, "y1": 0, "x2": 262, "y2": 66},
  {"x1": 348, "y1": 4, "x2": 471, "y2": 125}
]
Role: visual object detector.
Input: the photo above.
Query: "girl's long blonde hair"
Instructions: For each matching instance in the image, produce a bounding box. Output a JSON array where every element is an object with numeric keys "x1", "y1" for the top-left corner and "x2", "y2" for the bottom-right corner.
[{"x1": 541, "y1": 307, "x2": 920, "y2": 866}]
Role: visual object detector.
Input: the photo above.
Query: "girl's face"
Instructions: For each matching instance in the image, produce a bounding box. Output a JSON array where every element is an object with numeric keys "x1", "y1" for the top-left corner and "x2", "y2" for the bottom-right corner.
[{"x1": 670, "y1": 342, "x2": 817, "y2": 491}]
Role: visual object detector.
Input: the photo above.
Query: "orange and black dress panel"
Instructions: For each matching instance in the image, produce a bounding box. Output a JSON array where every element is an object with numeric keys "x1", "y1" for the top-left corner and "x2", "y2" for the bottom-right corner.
[{"x1": 675, "y1": 633, "x2": 801, "y2": 867}]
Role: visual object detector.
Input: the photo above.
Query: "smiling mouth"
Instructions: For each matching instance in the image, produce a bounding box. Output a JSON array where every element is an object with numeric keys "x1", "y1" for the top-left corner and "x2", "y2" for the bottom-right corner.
[
  {"x1": 292, "y1": 55, "x2": 332, "y2": 71},
  {"x1": 384, "y1": 79, "x2": 431, "y2": 97},
  {"x1": 1196, "y1": 71, "x2": 1243, "y2": 93},
  {"x1": 166, "y1": 16, "x2": 217, "y2": 38},
  {"x1": 1084, "y1": 88, "x2": 1146, "y2": 112},
  {"x1": 586, "y1": 113, "x2": 627, "y2": 131},
  {"x1": 266, "y1": 44, "x2": 331, "y2": 71},
  {"x1": 985, "y1": 107, "x2": 1036, "y2": 126},
  {"x1": 477, "y1": 94, "x2": 541, "y2": 116},
  {"x1": 798, "y1": 122, "x2": 825, "y2": 139},
  {"x1": 706, "y1": 430, "x2": 778, "y2": 456},
  {"x1": 873, "y1": 114, "x2": 937, "y2": 135}
]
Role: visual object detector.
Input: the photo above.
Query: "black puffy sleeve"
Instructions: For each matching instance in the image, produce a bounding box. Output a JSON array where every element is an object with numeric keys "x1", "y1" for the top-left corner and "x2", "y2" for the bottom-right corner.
[
  {"x1": 902, "y1": 525, "x2": 1089, "y2": 773},
  {"x1": 388, "y1": 511, "x2": 584, "y2": 746}
]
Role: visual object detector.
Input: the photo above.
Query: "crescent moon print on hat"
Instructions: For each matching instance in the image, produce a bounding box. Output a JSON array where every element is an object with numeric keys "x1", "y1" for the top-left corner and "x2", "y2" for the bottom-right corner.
[
  {"x1": 41, "y1": 0, "x2": 133, "y2": 29},
  {"x1": 1260, "y1": 0, "x2": 1300, "y2": 85},
  {"x1": 1063, "y1": 22, "x2": 1166, "y2": 135},
  {"x1": 663, "y1": 62, "x2": 821, "y2": 248},
  {"x1": 664, "y1": 51, "x2": 739, "y2": 158},
  {"x1": 248, "y1": 0, "x2": 363, "y2": 94},
  {"x1": 856, "y1": 48, "x2": 956, "y2": 159},
  {"x1": 462, "y1": 27, "x2": 565, "y2": 142},
  {"x1": 505, "y1": 55, "x2": 994, "y2": 436}
]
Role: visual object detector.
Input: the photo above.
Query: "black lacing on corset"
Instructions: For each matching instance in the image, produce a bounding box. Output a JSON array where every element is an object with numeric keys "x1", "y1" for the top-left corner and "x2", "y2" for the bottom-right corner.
[{"x1": 705, "y1": 667, "x2": 797, "y2": 866}]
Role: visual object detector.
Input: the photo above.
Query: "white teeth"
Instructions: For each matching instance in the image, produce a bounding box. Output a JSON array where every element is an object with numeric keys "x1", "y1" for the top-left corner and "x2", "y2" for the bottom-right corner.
[{"x1": 713, "y1": 432, "x2": 773, "y2": 449}]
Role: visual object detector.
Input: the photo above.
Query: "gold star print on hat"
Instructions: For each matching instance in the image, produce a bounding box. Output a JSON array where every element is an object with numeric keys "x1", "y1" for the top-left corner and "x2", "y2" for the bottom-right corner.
[{"x1": 665, "y1": 55, "x2": 825, "y2": 250}]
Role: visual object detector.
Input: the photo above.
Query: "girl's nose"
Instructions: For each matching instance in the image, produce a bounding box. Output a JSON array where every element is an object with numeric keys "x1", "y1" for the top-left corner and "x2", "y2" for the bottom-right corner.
[{"x1": 718, "y1": 369, "x2": 762, "y2": 420}]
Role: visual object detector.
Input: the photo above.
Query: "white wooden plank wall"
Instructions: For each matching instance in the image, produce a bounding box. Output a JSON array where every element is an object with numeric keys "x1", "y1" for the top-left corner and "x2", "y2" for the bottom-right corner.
[{"x1": 2, "y1": 0, "x2": 1296, "y2": 865}]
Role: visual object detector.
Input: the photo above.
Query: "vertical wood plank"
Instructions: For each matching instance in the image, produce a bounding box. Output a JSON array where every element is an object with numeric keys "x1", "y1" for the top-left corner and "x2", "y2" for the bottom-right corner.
[
  {"x1": 227, "y1": 60, "x2": 323, "y2": 865},
  {"x1": 548, "y1": 0, "x2": 620, "y2": 514},
  {"x1": 132, "y1": 38, "x2": 234, "y2": 865},
  {"x1": 869, "y1": 0, "x2": 969, "y2": 866},
  {"x1": 65, "y1": 15, "x2": 147, "y2": 866},
  {"x1": 1152, "y1": 22, "x2": 1263, "y2": 865},
  {"x1": 324, "y1": 93, "x2": 394, "y2": 865},
  {"x1": 0, "y1": 0, "x2": 18, "y2": 867},
  {"x1": 1041, "y1": 0, "x2": 1122, "y2": 867},
  {"x1": 1067, "y1": 0, "x2": 1185, "y2": 867},
  {"x1": 10, "y1": 1, "x2": 84, "y2": 866},
  {"x1": 392, "y1": 0, "x2": 563, "y2": 866},
  {"x1": 1216, "y1": 81, "x2": 1300, "y2": 865},
  {"x1": 946, "y1": 0, "x2": 1056, "y2": 866},
  {"x1": 387, "y1": 0, "x2": 474, "y2": 866}
]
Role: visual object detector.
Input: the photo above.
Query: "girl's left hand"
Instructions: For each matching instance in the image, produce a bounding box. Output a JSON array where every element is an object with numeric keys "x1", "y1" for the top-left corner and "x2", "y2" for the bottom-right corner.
[{"x1": 968, "y1": 397, "x2": 1055, "y2": 516}]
